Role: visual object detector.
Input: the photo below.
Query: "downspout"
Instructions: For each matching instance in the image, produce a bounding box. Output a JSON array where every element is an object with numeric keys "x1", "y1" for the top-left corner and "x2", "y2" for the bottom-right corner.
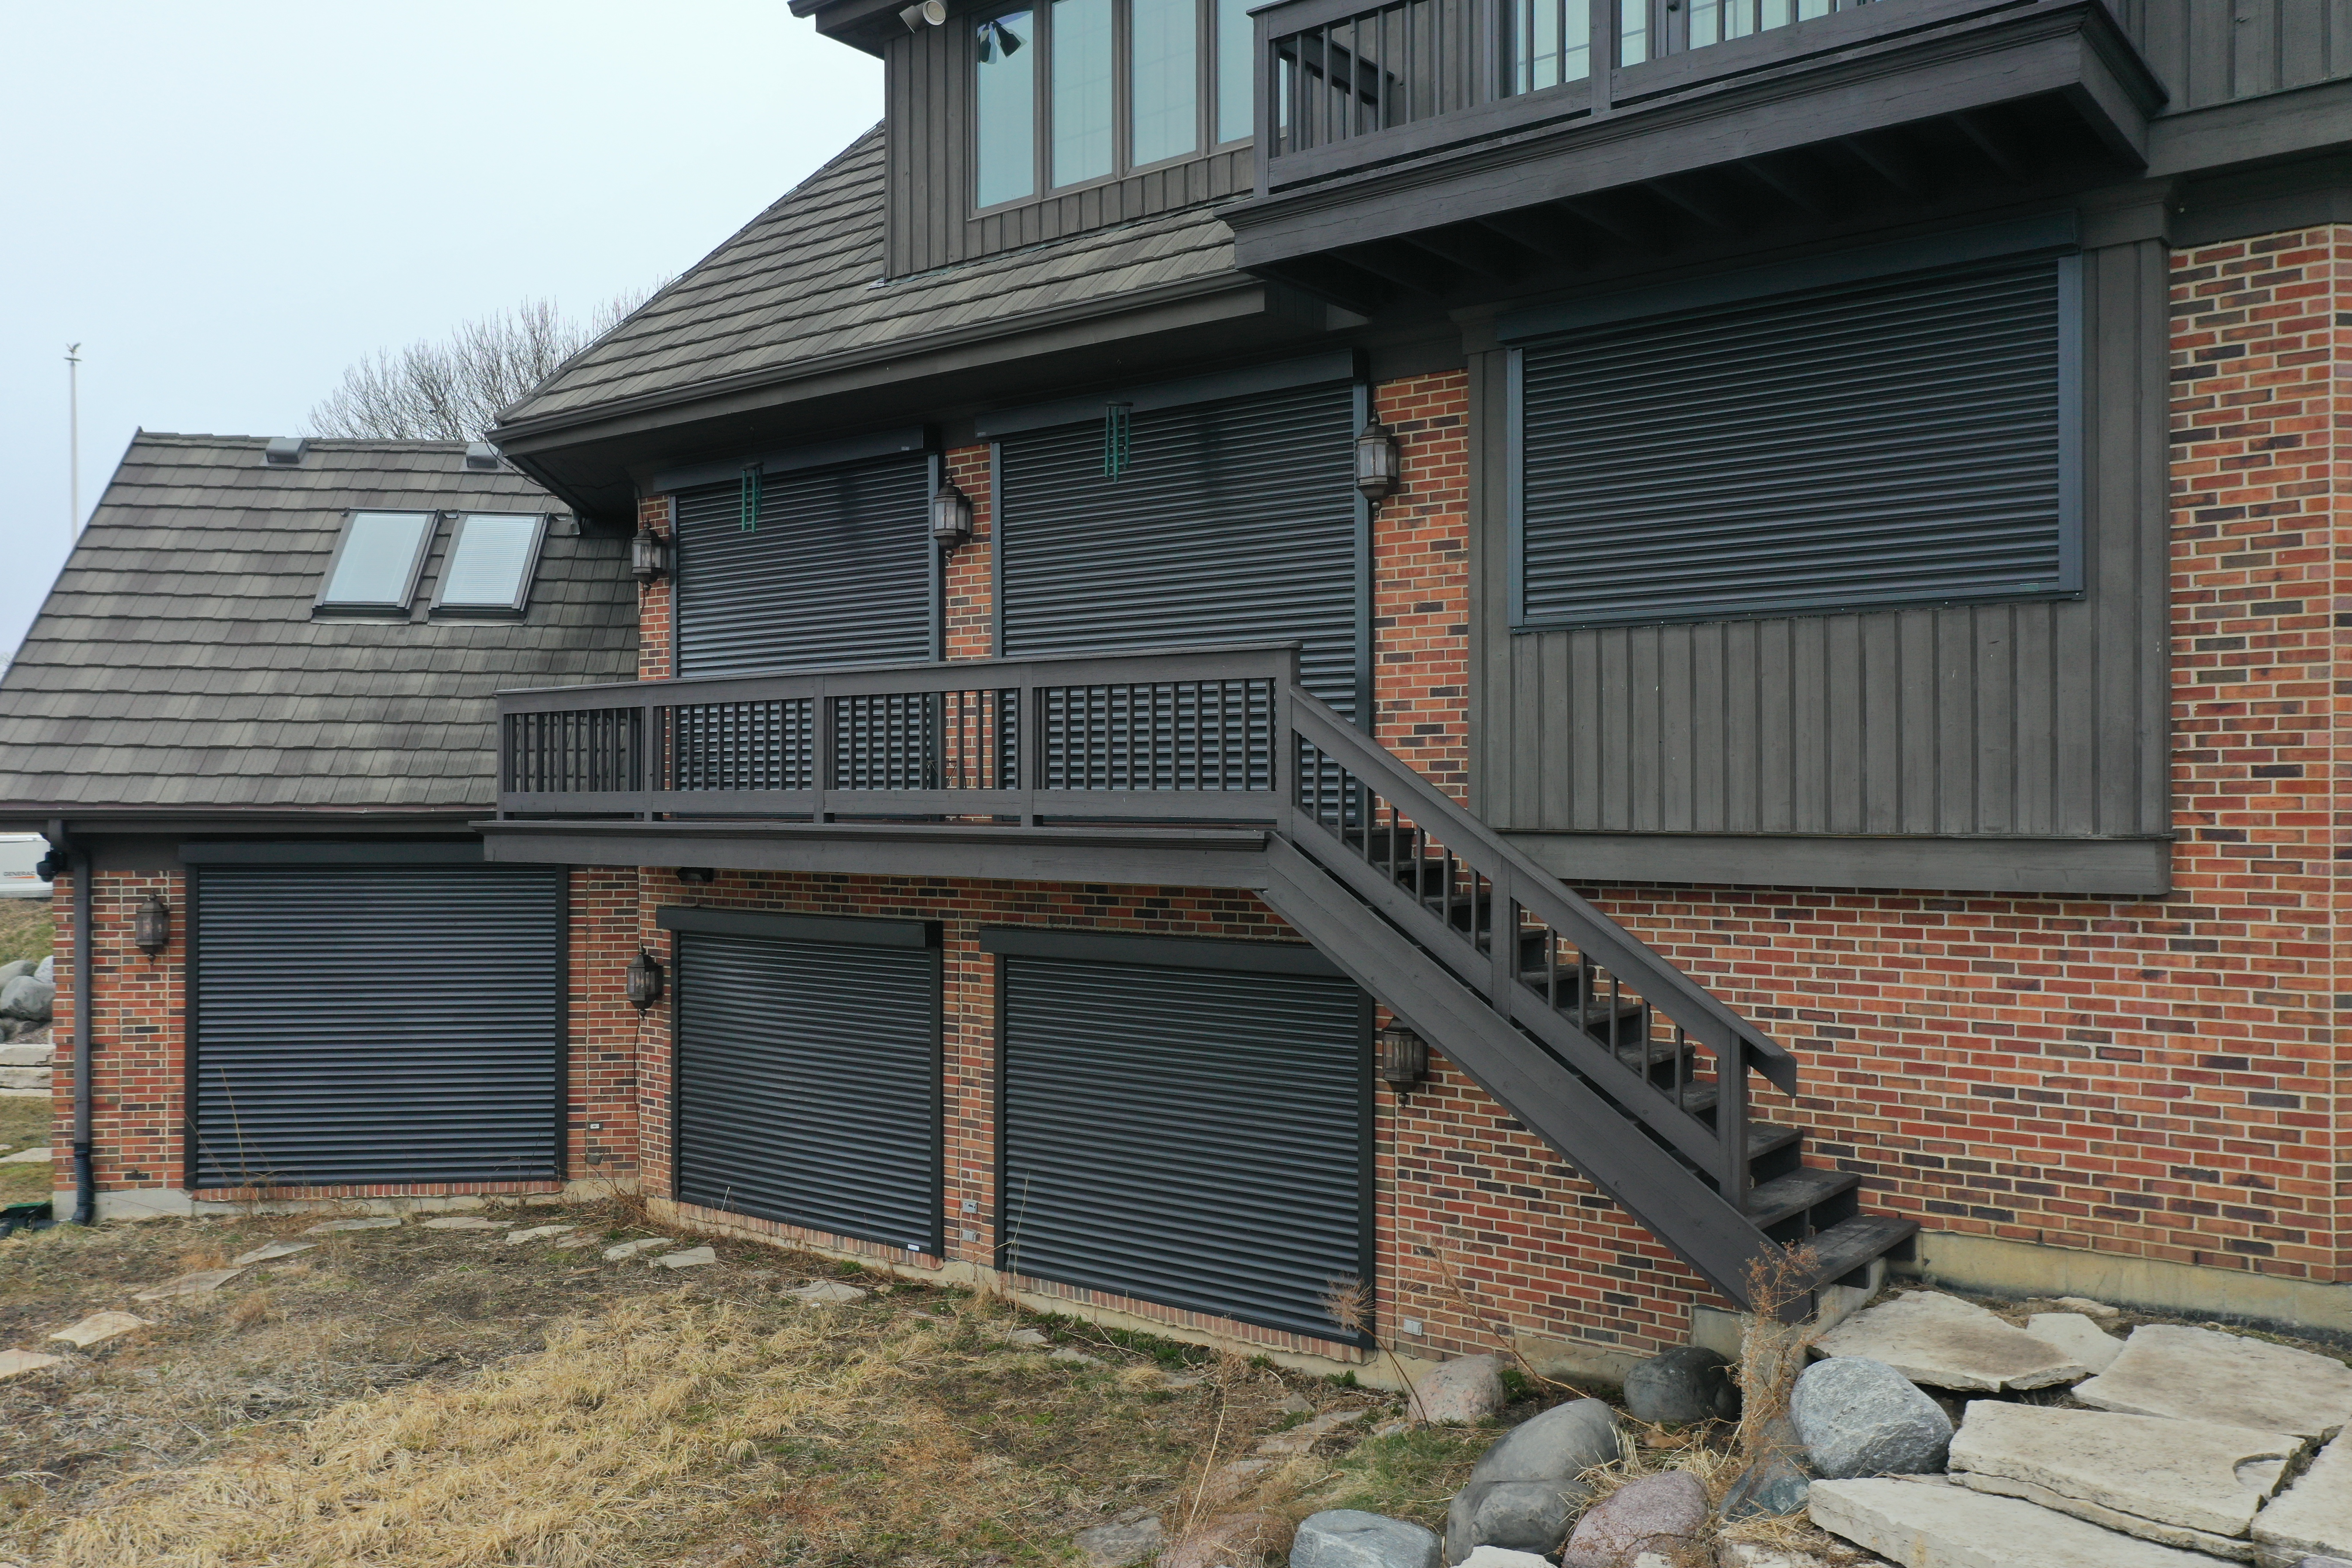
[{"x1": 70, "y1": 842, "x2": 94, "y2": 1225}]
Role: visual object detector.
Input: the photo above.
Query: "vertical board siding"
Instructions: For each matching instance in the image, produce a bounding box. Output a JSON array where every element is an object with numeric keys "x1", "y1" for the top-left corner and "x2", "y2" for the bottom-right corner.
[
  {"x1": 883, "y1": 24, "x2": 1253, "y2": 278},
  {"x1": 1475, "y1": 239, "x2": 2168, "y2": 842},
  {"x1": 2128, "y1": 0, "x2": 2352, "y2": 107}
]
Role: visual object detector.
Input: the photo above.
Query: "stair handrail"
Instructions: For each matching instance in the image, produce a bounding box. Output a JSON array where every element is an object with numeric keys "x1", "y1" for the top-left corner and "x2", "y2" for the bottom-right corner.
[{"x1": 1284, "y1": 687, "x2": 1798, "y2": 1096}]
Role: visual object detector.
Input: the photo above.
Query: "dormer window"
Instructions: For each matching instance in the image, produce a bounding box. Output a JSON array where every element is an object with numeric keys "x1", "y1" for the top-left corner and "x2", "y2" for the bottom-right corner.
[
  {"x1": 974, "y1": 0, "x2": 1252, "y2": 210},
  {"x1": 315, "y1": 511, "x2": 436, "y2": 615},
  {"x1": 432, "y1": 512, "x2": 547, "y2": 616}
]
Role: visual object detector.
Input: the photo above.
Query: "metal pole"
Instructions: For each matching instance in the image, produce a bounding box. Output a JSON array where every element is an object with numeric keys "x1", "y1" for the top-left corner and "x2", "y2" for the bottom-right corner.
[{"x1": 64, "y1": 344, "x2": 82, "y2": 539}]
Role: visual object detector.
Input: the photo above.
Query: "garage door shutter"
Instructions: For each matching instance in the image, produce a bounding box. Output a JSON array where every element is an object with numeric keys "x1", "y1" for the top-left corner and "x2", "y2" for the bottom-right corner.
[
  {"x1": 674, "y1": 454, "x2": 933, "y2": 677},
  {"x1": 998, "y1": 951, "x2": 1369, "y2": 1338},
  {"x1": 998, "y1": 381, "x2": 1361, "y2": 713},
  {"x1": 1517, "y1": 251, "x2": 2073, "y2": 628},
  {"x1": 673, "y1": 929, "x2": 940, "y2": 1251},
  {"x1": 189, "y1": 862, "x2": 565, "y2": 1188}
]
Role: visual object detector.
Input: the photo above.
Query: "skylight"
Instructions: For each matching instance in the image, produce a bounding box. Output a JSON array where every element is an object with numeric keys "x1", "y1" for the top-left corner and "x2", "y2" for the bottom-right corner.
[
  {"x1": 433, "y1": 513, "x2": 546, "y2": 615},
  {"x1": 317, "y1": 511, "x2": 436, "y2": 612}
]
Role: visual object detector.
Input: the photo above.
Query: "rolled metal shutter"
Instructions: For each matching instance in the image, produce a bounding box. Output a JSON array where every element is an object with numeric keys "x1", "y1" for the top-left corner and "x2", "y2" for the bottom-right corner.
[
  {"x1": 1519, "y1": 252, "x2": 2070, "y2": 627},
  {"x1": 999, "y1": 956, "x2": 1369, "y2": 1338},
  {"x1": 189, "y1": 864, "x2": 564, "y2": 1188},
  {"x1": 998, "y1": 382, "x2": 1361, "y2": 713},
  {"x1": 674, "y1": 454, "x2": 933, "y2": 677},
  {"x1": 674, "y1": 933, "x2": 940, "y2": 1251}
]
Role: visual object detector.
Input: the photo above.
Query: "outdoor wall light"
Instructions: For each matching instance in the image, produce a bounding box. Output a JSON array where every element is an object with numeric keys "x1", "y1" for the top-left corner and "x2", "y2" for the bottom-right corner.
[
  {"x1": 1377, "y1": 1024, "x2": 1428, "y2": 1099},
  {"x1": 626, "y1": 949, "x2": 665, "y2": 1009},
  {"x1": 930, "y1": 477, "x2": 973, "y2": 547},
  {"x1": 674, "y1": 867, "x2": 715, "y2": 886},
  {"x1": 630, "y1": 523, "x2": 670, "y2": 585},
  {"x1": 1354, "y1": 416, "x2": 1400, "y2": 504},
  {"x1": 900, "y1": 0, "x2": 946, "y2": 28},
  {"x1": 132, "y1": 894, "x2": 171, "y2": 956}
]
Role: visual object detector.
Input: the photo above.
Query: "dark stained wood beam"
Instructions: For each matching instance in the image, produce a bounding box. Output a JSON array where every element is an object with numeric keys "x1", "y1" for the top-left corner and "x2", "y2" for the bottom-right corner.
[
  {"x1": 1256, "y1": 254, "x2": 1398, "y2": 315},
  {"x1": 1334, "y1": 239, "x2": 1463, "y2": 296},
  {"x1": 1401, "y1": 222, "x2": 1541, "y2": 281},
  {"x1": 1737, "y1": 151, "x2": 1837, "y2": 218},
  {"x1": 1646, "y1": 171, "x2": 1748, "y2": 232},
  {"x1": 1473, "y1": 206, "x2": 1602, "y2": 269},
  {"x1": 1954, "y1": 107, "x2": 2033, "y2": 181},
  {"x1": 1838, "y1": 129, "x2": 1937, "y2": 199}
]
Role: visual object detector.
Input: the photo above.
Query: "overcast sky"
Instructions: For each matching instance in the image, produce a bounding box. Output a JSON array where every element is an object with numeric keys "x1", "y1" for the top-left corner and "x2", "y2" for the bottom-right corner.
[{"x1": 0, "y1": 1, "x2": 880, "y2": 660}]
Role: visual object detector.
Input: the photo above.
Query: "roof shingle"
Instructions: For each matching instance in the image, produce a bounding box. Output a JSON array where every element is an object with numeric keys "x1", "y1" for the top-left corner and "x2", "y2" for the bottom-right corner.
[{"x1": 0, "y1": 435, "x2": 637, "y2": 814}]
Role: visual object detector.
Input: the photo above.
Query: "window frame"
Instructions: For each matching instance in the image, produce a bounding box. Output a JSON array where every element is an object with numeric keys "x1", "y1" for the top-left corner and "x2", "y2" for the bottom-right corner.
[
  {"x1": 971, "y1": 0, "x2": 1251, "y2": 217},
  {"x1": 430, "y1": 511, "x2": 549, "y2": 619},
  {"x1": 312, "y1": 509, "x2": 440, "y2": 618}
]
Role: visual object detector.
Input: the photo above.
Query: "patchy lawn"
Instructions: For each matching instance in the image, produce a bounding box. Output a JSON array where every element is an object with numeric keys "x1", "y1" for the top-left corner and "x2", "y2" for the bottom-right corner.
[
  {"x1": 0, "y1": 1200, "x2": 1486, "y2": 1567},
  {"x1": 0, "y1": 1094, "x2": 53, "y2": 1207}
]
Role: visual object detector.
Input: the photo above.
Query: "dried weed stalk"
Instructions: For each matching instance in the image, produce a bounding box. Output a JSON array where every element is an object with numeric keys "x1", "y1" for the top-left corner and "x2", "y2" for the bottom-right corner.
[
  {"x1": 1424, "y1": 1244, "x2": 1581, "y2": 1396},
  {"x1": 1732, "y1": 1243, "x2": 1822, "y2": 1470},
  {"x1": 1320, "y1": 1275, "x2": 1426, "y2": 1424}
]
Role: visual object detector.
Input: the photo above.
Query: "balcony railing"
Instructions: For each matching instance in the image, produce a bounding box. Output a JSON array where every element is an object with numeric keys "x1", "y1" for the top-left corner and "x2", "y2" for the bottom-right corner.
[{"x1": 495, "y1": 645, "x2": 1299, "y2": 826}]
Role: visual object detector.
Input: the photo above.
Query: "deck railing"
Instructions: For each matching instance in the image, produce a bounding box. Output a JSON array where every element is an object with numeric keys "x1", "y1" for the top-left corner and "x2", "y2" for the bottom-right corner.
[
  {"x1": 1264, "y1": 0, "x2": 1880, "y2": 158},
  {"x1": 494, "y1": 644, "x2": 1299, "y2": 825}
]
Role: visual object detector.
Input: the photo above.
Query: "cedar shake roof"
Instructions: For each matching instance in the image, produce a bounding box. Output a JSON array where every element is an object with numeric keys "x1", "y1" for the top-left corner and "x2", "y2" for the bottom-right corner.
[
  {"x1": 0, "y1": 435, "x2": 637, "y2": 815},
  {"x1": 495, "y1": 126, "x2": 1238, "y2": 429}
]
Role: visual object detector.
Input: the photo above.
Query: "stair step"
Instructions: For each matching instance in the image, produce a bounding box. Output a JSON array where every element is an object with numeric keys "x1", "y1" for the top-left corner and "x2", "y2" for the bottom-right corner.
[
  {"x1": 1747, "y1": 1122, "x2": 1803, "y2": 1164},
  {"x1": 1745, "y1": 1166, "x2": 1861, "y2": 1230},
  {"x1": 1805, "y1": 1213, "x2": 1920, "y2": 1289}
]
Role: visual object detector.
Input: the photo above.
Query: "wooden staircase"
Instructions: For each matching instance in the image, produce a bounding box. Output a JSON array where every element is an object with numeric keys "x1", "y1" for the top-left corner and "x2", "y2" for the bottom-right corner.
[{"x1": 1259, "y1": 688, "x2": 1917, "y2": 1316}]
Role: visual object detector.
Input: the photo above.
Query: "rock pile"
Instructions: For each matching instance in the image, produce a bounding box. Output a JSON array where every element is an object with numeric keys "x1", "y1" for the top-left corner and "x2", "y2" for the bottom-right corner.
[{"x1": 0, "y1": 956, "x2": 54, "y2": 1067}]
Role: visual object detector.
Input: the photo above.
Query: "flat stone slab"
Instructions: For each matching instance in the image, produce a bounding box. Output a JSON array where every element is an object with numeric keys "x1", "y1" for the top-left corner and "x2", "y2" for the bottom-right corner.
[
  {"x1": 422, "y1": 1216, "x2": 508, "y2": 1231},
  {"x1": 504, "y1": 1225, "x2": 576, "y2": 1245},
  {"x1": 554, "y1": 1233, "x2": 596, "y2": 1249},
  {"x1": 232, "y1": 1239, "x2": 316, "y2": 1266},
  {"x1": 1073, "y1": 1511, "x2": 1164, "y2": 1567},
  {"x1": 1810, "y1": 1478, "x2": 2237, "y2": 1567},
  {"x1": 49, "y1": 1311, "x2": 151, "y2": 1348},
  {"x1": 2024, "y1": 1312, "x2": 2122, "y2": 1373},
  {"x1": 0, "y1": 1349, "x2": 64, "y2": 1380},
  {"x1": 603, "y1": 1237, "x2": 674, "y2": 1260},
  {"x1": 650, "y1": 1246, "x2": 717, "y2": 1268},
  {"x1": 1000, "y1": 1325, "x2": 1047, "y2": 1344},
  {"x1": 2254, "y1": 1430, "x2": 2352, "y2": 1568},
  {"x1": 789, "y1": 1280, "x2": 868, "y2": 1303},
  {"x1": 2049, "y1": 1296, "x2": 2119, "y2": 1317},
  {"x1": 2076, "y1": 1326, "x2": 2352, "y2": 1439},
  {"x1": 132, "y1": 1268, "x2": 245, "y2": 1301},
  {"x1": 0, "y1": 1147, "x2": 51, "y2": 1163},
  {"x1": 1254, "y1": 1409, "x2": 1367, "y2": 1455},
  {"x1": 1950, "y1": 1399, "x2": 2300, "y2": 1545},
  {"x1": 1956, "y1": 1472, "x2": 2252, "y2": 1560},
  {"x1": 1813, "y1": 1291, "x2": 2087, "y2": 1393},
  {"x1": 303, "y1": 1218, "x2": 400, "y2": 1234}
]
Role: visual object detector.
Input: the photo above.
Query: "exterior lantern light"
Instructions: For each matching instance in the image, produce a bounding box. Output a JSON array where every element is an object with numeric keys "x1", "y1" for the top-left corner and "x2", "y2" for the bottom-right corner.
[
  {"x1": 133, "y1": 894, "x2": 171, "y2": 956},
  {"x1": 674, "y1": 867, "x2": 715, "y2": 886},
  {"x1": 1376, "y1": 1024, "x2": 1427, "y2": 1100},
  {"x1": 1354, "y1": 416, "x2": 1400, "y2": 504},
  {"x1": 626, "y1": 949, "x2": 665, "y2": 1008},
  {"x1": 930, "y1": 477, "x2": 973, "y2": 547},
  {"x1": 630, "y1": 523, "x2": 670, "y2": 585}
]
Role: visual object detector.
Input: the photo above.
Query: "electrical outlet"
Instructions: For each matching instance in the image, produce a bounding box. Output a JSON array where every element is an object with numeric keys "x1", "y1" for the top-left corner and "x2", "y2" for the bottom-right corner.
[
  {"x1": 1401, "y1": 1318, "x2": 1424, "y2": 1335},
  {"x1": 961, "y1": 1199, "x2": 978, "y2": 1213}
]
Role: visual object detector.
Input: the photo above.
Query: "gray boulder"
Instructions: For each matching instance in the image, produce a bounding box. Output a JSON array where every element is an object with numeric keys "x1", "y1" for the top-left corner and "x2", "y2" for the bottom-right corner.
[
  {"x1": 1292, "y1": 1510, "x2": 1443, "y2": 1568},
  {"x1": 0, "y1": 961, "x2": 35, "y2": 986},
  {"x1": 34, "y1": 956, "x2": 51, "y2": 984},
  {"x1": 1791, "y1": 1357, "x2": 1953, "y2": 1479},
  {"x1": 1623, "y1": 1346, "x2": 1739, "y2": 1424},
  {"x1": 1560, "y1": 1470, "x2": 1708, "y2": 1567},
  {"x1": 1718, "y1": 1454, "x2": 1811, "y2": 1520},
  {"x1": 1444, "y1": 1399, "x2": 1623, "y2": 1563},
  {"x1": 1073, "y1": 1511, "x2": 1164, "y2": 1567},
  {"x1": 0, "y1": 975, "x2": 53, "y2": 1022}
]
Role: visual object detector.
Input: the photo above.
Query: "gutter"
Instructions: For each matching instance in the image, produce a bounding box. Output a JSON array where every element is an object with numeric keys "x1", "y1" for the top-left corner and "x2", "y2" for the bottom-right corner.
[{"x1": 46, "y1": 822, "x2": 94, "y2": 1226}]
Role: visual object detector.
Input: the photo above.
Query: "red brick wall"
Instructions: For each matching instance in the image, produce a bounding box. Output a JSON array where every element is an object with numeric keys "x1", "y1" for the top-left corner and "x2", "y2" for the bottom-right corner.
[
  {"x1": 568, "y1": 866, "x2": 643, "y2": 1182},
  {"x1": 49, "y1": 871, "x2": 184, "y2": 1194},
  {"x1": 943, "y1": 443, "x2": 994, "y2": 661},
  {"x1": 637, "y1": 495, "x2": 673, "y2": 682},
  {"x1": 1372, "y1": 371, "x2": 1473, "y2": 800}
]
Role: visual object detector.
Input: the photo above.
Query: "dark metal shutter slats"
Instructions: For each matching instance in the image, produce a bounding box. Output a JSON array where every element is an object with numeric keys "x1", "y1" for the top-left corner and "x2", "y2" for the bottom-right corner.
[
  {"x1": 674, "y1": 933, "x2": 940, "y2": 1250},
  {"x1": 1001, "y1": 383, "x2": 1360, "y2": 714},
  {"x1": 191, "y1": 865, "x2": 565, "y2": 1188},
  {"x1": 1519, "y1": 255, "x2": 2066, "y2": 627},
  {"x1": 675, "y1": 456, "x2": 933, "y2": 677},
  {"x1": 1001, "y1": 957, "x2": 1367, "y2": 1340}
]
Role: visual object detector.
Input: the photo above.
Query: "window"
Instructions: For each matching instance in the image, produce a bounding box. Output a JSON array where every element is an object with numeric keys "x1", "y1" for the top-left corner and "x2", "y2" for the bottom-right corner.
[
  {"x1": 974, "y1": 0, "x2": 1252, "y2": 210},
  {"x1": 316, "y1": 511, "x2": 435, "y2": 614},
  {"x1": 433, "y1": 512, "x2": 546, "y2": 615},
  {"x1": 1512, "y1": 251, "x2": 2079, "y2": 628}
]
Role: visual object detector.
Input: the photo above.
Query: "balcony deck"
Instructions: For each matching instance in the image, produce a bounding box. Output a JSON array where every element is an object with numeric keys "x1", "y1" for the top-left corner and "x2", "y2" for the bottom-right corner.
[{"x1": 1227, "y1": 0, "x2": 2165, "y2": 304}]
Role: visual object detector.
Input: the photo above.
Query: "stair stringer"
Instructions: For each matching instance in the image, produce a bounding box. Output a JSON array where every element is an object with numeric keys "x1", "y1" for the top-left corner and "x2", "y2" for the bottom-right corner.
[{"x1": 1259, "y1": 834, "x2": 1778, "y2": 1308}]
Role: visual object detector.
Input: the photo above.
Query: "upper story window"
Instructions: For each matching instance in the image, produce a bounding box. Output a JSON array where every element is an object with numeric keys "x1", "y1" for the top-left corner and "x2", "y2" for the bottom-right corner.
[
  {"x1": 433, "y1": 512, "x2": 548, "y2": 616},
  {"x1": 316, "y1": 511, "x2": 436, "y2": 615},
  {"x1": 974, "y1": 0, "x2": 1253, "y2": 210}
]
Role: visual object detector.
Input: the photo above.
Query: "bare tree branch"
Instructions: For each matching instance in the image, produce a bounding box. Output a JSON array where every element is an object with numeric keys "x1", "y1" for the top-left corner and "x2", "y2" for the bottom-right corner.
[{"x1": 306, "y1": 290, "x2": 658, "y2": 442}]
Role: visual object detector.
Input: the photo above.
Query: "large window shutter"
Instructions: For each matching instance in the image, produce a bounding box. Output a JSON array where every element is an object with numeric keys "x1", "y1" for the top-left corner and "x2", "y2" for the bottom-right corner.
[
  {"x1": 674, "y1": 454, "x2": 933, "y2": 677},
  {"x1": 1516, "y1": 252, "x2": 2076, "y2": 628}
]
